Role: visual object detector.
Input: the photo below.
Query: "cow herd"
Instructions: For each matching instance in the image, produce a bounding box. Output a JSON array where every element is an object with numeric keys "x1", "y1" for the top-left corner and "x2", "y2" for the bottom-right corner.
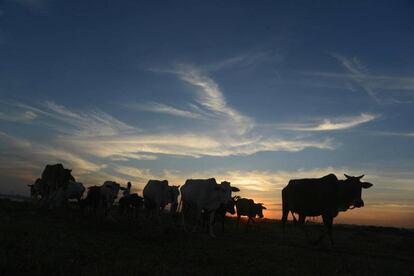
[{"x1": 28, "y1": 163, "x2": 374, "y2": 243}]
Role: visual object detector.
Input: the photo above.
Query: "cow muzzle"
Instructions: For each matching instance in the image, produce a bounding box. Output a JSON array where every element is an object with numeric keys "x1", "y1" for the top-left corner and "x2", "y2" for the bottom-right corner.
[{"x1": 350, "y1": 199, "x2": 364, "y2": 209}]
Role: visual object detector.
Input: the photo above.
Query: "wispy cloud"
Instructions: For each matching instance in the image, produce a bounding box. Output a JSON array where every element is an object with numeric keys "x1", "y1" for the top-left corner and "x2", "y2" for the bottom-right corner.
[
  {"x1": 125, "y1": 102, "x2": 202, "y2": 119},
  {"x1": 0, "y1": 110, "x2": 37, "y2": 122},
  {"x1": 0, "y1": 131, "x2": 105, "y2": 177},
  {"x1": 7, "y1": 0, "x2": 50, "y2": 12},
  {"x1": 0, "y1": 62, "x2": 337, "y2": 171},
  {"x1": 329, "y1": 54, "x2": 414, "y2": 103},
  {"x1": 277, "y1": 113, "x2": 379, "y2": 132},
  {"x1": 202, "y1": 50, "x2": 281, "y2": 72},
  {"x1": 332, "y1": 53, "x2": 380, "y2": 102},
  {"x1": 113, "y1": 166, "x2": 154, "y2": 182},
  {"x1": 59, "y1": 133, "x2": 334, "y2": 159},
  {"x1": 173, "y1": 64, "x2": 255, "y2": 135},
  {"x1": 43, "y1": 101, "x2": 137, "y2": 136}
]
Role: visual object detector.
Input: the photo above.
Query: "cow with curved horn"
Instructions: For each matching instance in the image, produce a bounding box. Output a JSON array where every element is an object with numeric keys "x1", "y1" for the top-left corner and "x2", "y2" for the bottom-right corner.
[{"x1": 281, "y1": 173, "x2": 373, "y2": 245}]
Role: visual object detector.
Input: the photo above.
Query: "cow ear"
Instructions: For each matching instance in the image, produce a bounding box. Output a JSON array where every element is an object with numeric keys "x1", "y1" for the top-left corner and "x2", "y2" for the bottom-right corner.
[
  {"x1": 176, "y1": 185, "x2": 180, "y2": 188},
  {"x1": 28, "y1": 184, "x2": 33, "y2": 187},
  {"x1": 361, "y1": 182, "x2": 373, "y2": 189},
  {"x1": 262, "y1": 206, "x2": 267, "y2": 210},
  {"x1": 231, "y1": 187, "x2": 240, "y2": 192},
  {"x1": 344, "y1": 174, "x2": 351, "y2": 179}
]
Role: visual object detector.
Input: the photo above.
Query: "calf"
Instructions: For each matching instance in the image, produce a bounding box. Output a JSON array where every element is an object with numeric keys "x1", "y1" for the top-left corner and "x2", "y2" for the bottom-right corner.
[{"x1": 235, "y1": 198, "x2": 266, "y2": 227}]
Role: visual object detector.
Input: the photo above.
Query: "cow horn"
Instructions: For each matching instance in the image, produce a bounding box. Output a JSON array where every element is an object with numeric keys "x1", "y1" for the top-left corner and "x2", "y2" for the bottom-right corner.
[
  {"x1": 344, "y1": 174, "x2": 351, "y2": 179},
  {"x1": 357, "y1": 174, "x2": 365, "y2": 180}
]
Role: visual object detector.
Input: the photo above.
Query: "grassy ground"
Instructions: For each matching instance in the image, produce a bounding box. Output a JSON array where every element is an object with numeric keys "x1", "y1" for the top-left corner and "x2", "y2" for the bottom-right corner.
[{"x1": 0, "y1": 199, "x2": 413, "y2": 275}]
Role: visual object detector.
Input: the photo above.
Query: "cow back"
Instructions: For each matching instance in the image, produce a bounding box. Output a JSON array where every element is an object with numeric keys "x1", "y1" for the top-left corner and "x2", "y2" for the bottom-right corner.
[
  {"x1": 143, "y1": 180, "x2": 169, "y2": 208},
  {"x1": 235, "y1": 198, "x2": 255, "y2": 217},
  {"x1": 283, "y1": 174, "x2": 340, "y2": 216},
  {"x1": 40, "y1": 163, "x2": 74, "y2": 196},
  {"x1": 180, "y1": 178, "x2": 220, "y2": 210}
]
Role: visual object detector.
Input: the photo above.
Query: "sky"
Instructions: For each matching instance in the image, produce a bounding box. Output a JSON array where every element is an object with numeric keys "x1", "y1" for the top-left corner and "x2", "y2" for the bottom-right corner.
[{"x1": 1, "y1": 0, "x2": 414, "y2": 227}]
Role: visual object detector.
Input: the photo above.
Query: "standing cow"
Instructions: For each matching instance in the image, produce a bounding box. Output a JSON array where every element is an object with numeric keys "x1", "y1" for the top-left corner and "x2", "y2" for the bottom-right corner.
[
  {"x1": 235, "y1": 198, "x2": 266, "y2": 227},
  {"x1": 29, "y1": 164, "x2": 76, "y2": 208},
  {"x1": 100, "y1": 181, "x2": 121, "y2": 216},
  {"x1": 201, "y1": 196, "x2": 238, "y2": 232},
  {"x1": 143, "y1": 180, "x2": 180, "y2": 221},
  {"x1": 281, "y1": 173, "x2": 373, "y2": 244},
  {"x1": 180, "y1": 178, "x2": 239, "y2": 237}
]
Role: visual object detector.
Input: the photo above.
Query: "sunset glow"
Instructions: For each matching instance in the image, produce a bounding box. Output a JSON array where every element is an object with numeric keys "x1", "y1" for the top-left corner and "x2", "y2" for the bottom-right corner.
[{"x1": 1, "y1": 1, "x2": 414, "y2": 228}]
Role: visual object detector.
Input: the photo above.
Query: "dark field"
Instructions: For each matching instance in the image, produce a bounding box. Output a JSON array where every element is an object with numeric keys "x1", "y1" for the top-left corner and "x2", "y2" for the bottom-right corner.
[{"x1": 1, "y1": 199, "x2": 413, "y2": 276}]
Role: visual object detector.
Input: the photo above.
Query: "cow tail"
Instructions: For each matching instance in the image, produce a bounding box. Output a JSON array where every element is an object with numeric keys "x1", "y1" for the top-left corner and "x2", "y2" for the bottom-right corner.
[{"x1": 177, "y1": 197, "x2": 183, "y2": 214}]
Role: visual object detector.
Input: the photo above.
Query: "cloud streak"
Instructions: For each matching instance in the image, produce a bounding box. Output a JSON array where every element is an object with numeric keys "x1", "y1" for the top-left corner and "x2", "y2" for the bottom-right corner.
[
  {"x1": 126, "y1": 102, "x2": 202, "y2": 119},
  {"x1": 328, "y1": 54, "x2": 414, "y2": 104},
  {"x1": 279, "y1": 113, "x2": 378, "y2": 131}
]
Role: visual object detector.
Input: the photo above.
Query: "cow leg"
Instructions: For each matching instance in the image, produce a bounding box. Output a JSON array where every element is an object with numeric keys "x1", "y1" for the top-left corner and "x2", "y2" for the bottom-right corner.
[
  {"x1": 320, "y1": 215, "x2": 334, "y2": 245},
  {"x1": 291, "y1": 211, "x2": 298, "y2": 224},
  {"x1": 192, "y1": 208, "x2": 201, "y2": 233},
  {"x1": 156, "y1": 205, "x2": 162, "y2": 224},
  {"x1": 135, "y1": 204, "x2": 139, "y2": 220},
  {"x1": 181, "y1": 202, "x2": 188, "y2": 232},
  {"x1": 281, "y1": 207, "x2": 289, "y2": 235},
  {"x1": 208, "y1": 212, "x2": 216, "y2": 238},
  {"x1": 297, "y1": 214, "x2": 311, "y2": 242},
  {"x1": 237, "y1": 215, "x2": 241, "y2": 228},
  {"x1": 221, "y1": 214, "x2": 225, "y2": 233}
]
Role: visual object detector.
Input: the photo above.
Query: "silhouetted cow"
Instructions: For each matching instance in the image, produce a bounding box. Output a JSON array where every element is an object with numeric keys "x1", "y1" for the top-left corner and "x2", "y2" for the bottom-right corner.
[
  {"x1": 180, "y1": 178, "x2": 239, "y2": 237},
  {"x1": 143, "y1": 180, "x2": 180, "y2": 221},
  {"x1": 30, "y1": 164, "x2": 75, "y2": 208},
  {"x1": 80, "y1": 186, "x2": 102, "y2": 214},
  {"x1": 235, "y1": 198, "x2": 267, "y2": 227},
  {"x1": 201, "y1": 196, "x2": 238, "y2": 232},
  {"x1": 119, "y1": 193, "x2": 143, "y2": 219},
  {"x1": 281, "y1": 174, "x2": 373, "y2": 244}
]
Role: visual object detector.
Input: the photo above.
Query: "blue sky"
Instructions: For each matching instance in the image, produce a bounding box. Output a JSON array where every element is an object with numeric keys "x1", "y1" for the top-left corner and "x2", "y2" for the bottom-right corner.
[{"x1": 1, "y1": 0, "x2": 414, "y2": 226}]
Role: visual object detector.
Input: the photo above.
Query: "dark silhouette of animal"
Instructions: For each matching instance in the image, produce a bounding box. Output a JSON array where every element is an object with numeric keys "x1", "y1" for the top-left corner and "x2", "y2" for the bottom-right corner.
[
  {"x1": 235, "y1": 198, "x2": 266, "y2": 227},
  {"x1": 201, "y1": 196, "x2": 238, "y2": 232},
  {"x1": 180, "y1": 178, "x2": 239, "y2": 237},
  {"x1": 99, "y1": 181, "x2": 121, "y2": 216},
  {"x1": 281, "y1": 173, "x2": 373, "y2": 244},
  {"x1": 143, "y1": 180, "x2": 180, "y2": 220},
  {"x1": 29, "y1": 164, "x2": 76, "y2": 208},
  {"x1": 119, "y1": 193, "x2": 143, "y2": 219},
  {"x1": 80, "y1": 186, "x2": 102, "y2": 214}
]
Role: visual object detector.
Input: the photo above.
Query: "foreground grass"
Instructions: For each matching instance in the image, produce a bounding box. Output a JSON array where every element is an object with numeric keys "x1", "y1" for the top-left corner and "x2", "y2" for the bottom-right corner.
[{"x1": 0, "y1": 199, "x2": 413, "y2": 275}]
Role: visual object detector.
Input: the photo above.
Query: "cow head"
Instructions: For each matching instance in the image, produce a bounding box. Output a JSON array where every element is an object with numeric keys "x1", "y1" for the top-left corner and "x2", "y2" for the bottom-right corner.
[
  {"x1": 64, "y1": 169, "x2": 75, "y2": 182},
  {"x1": 340, "y1": 174, "x2": 373, "y2": 211},
  {"x1": 254, "y1": 203, "x2": 267, "y2": 218},
  {"x1": 217, "y1": 181, "x2": 239, "y2": 206},
  {"x1": 28, "y1": 178, "x2": 44, "y2": 198},
  {"x1": 224, "y1": 196, "x2": 240, "y2": 215}
]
